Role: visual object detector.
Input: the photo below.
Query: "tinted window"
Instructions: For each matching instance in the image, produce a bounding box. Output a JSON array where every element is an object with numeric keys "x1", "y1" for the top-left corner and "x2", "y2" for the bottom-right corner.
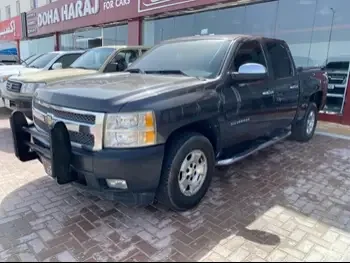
[
  {"x1": 326, "y1": 61, "x2": 350, "y2": 71},
  {"x1": 233, "y1": 40, "x2": 267, "y2": 71},
  {"x1": 266, "y1": 41, "x2": 293, "y2": 79},
  {"x1": 70, "y1": 48, "x2": 114, "y2": 70},
  {"x1": 129, "y1": 39, "x2": 230, "y2": 78},
  {"x1": 27, "y1": 53, "x2": 58, "y2": 69},
  {"x1": 55, "y1": 53, "x2": 82, "y2": 68}
]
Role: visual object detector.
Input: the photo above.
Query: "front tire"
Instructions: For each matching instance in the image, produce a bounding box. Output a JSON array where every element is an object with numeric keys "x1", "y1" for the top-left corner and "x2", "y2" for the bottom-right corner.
[
  {"x1": 157, "y1": 132, "x2": 215, "y2": 211},
  {"x1": 291, "y1": 102, "x2": 318, "y2": 142}
]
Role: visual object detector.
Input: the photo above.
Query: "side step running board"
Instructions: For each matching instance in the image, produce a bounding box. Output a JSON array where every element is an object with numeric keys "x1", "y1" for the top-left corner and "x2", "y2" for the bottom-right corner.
[{"x1": 216, "y1": 131, "x2": 291, "y2": 166}]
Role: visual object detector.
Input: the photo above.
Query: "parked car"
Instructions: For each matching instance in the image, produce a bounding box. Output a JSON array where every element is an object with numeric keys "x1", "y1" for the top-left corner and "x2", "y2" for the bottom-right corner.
[
  {"x1": 0, "y1": 51, "x2": 82, "y2": 79},
  {"x1": 0, "y1": 51, "x2": 84, "y2": 103},
  {"x1": 0, "y1": 53, "x2": 40, "y2": 72},
  {"x1": 2, "y1": 46, "x2": 149, "y2": 118},
  {"x1": 0, "y1": 53, "x2": 56, "y2": 105},
  {"x1": 10, "y1": 35, "x2": 326, "y2": 211},
  {"x1": 321, "y1": 56, "x2": 350, "y2": 113}
]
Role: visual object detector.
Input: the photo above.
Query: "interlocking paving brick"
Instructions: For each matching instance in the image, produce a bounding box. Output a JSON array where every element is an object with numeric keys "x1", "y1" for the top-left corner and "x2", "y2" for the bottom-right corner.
[
  {"x1": 227, "y1": 247, "x2": 250, "y2": 261},
  {"x1": 1, "y1": 109, "x2": 350, "y2": 261}
]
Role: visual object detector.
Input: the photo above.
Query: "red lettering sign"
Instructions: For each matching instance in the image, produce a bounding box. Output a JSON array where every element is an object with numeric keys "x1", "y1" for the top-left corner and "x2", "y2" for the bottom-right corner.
[
  {"x1": 0, "y1": 16, "x2": 22, "y2": 41},
  {"x1": 25, "y1": 0, "x2": 234, "y2": 37}
]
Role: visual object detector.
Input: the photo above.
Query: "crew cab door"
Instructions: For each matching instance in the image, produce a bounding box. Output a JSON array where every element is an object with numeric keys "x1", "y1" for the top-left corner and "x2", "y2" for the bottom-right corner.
[
  {"x1": 221, "y1": 39, "x2": 276, "y2": 145},
  {"x1": 263, "y1": 40, "x2": 299, "y2": 128}
]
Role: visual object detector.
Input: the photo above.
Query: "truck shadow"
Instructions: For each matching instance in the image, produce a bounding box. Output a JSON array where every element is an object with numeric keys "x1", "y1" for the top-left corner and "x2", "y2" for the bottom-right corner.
[{"x1": 0, "y1": 135, "x2": 350, "y2": 261}]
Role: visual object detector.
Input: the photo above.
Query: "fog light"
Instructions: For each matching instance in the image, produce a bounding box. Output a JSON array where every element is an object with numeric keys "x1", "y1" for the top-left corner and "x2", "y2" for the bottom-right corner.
[{"x1": 106, "y1": 179, "x2": 128, "y2": 189}]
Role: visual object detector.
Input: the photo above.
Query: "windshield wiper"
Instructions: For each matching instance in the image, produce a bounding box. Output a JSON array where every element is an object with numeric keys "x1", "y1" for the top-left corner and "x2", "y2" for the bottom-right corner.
[
  {"x1": 145, "y1": 69, "x2": 191, "y2": 77},
  {"x1": 126, "y1": 68, "x2": 145, "y2": 74}
]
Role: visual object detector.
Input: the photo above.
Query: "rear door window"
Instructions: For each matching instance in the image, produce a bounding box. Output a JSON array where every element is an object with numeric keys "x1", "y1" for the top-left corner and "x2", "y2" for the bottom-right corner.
[{"x1": 266, "y1": 41, "x2": 293, "y2": 79}]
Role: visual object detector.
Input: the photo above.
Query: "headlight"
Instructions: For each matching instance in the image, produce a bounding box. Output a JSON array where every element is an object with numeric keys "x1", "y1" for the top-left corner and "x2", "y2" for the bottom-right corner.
[
  {"x1": 0, "y1": 75, "x2": 10, "y2": 83},
  {"x1": 21, "y1": 82, "x2": 46, "y2": 94},
  {"x1": 104, "y1": 111, "x2": 156, "y2": 148}
]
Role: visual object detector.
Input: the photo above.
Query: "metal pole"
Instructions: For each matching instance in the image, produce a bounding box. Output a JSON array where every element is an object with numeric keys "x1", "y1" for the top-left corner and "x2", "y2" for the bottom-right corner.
[
  {"x1": 306, "y1": 0, "x2": 318, "y2": 66},
  {"x1": 325, "y1": 7, "x2": 335, "y2": 67}
]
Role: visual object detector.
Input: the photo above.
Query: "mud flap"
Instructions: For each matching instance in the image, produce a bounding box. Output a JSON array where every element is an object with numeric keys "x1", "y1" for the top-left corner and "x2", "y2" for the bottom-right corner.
[
  {"x1": 50, "y1": 121, "x2": 76, "y2": 184},
  {"x1": 10, "y1": 111, "x2": 38, "y2": 162}
]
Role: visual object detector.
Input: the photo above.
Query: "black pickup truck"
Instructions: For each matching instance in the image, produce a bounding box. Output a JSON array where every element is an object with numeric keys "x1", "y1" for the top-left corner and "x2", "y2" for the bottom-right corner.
[{"x1": 10, "y1": 35, "x2": 326, "y2": 211}]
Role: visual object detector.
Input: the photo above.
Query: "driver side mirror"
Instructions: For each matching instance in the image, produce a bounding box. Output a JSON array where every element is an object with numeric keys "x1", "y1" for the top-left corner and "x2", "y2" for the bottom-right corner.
[
  {"x1": 231, "y1": 63, "x2": 267, "y2": 81},
  {"x1": 51, "y1": 62, "x2": 62, "y2": 70}
]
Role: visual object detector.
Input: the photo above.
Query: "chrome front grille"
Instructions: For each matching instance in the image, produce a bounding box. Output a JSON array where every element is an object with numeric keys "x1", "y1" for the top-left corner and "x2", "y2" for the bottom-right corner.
[
  {"x1": 328, "y1": 73, "x2": 347, "y2": 84},
  {"x1": 6, "y1": 81, "x2": 22, "y2": 92},
  {"x1": 33, "y1": 100, "x2": 96, "y2": 124},
  {"x1": 32, "y1": 99, "x2": 105, "y2": 151},
  {"x1": 33, "y1": 115, "x2": 95, "y2": 147}
]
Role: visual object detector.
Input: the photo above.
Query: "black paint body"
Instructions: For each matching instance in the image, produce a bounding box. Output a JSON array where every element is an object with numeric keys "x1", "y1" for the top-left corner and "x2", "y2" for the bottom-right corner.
[{"x1": 13, "y1": 35, "x2": 327, "y2": 204}]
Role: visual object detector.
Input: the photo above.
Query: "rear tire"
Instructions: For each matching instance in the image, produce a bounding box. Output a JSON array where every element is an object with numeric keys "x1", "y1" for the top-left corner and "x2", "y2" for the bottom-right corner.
[
  {"x1": 291, "y1": 102, "x2": 318, "y2": 142},
  {"x1": 157, "y1": 132, "x2": 215, "y2": 211}
]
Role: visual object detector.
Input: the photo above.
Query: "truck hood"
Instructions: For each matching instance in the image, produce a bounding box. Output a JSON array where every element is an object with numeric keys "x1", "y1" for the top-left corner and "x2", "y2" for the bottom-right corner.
[
  {"x1": 35, "y1": 72, "x2": 205, "y2": 112},
  {"x1": 9, "y1": 68, "x2": 98, "y2": 83}
]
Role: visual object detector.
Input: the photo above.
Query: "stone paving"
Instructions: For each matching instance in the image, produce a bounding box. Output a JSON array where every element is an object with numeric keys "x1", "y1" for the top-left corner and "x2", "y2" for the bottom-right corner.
[{"x1": 1, "y1": 108, "x2": 350, "y2": 262}]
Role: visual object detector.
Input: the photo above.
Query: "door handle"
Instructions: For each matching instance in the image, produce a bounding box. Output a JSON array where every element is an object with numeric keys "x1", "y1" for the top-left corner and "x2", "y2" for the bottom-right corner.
[
  {"x1": 262, "y1": 90, "x2": 274, "y2": 95},
  {"x1": 290, "y1": 84, "x2": 299, "y2": 89}
]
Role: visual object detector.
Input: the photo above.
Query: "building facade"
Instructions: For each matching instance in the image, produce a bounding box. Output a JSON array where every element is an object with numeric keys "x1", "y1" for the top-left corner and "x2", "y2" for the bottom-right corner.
[
  {"x1": 0, "y1": 0, "x2": 350, "y2": 124},
  {"x1": 0, "y1": 0, "x2": 59, "y2": 20}
]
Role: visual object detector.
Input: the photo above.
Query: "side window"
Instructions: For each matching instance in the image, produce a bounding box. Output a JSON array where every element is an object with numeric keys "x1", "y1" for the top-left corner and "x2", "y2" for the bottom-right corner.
[
  {"x1": 233, "y1": 40, "x2": 267, "y2": 71},
  {"x1": 108, "y1": 49, "x2": 140, "y2": 72},
  {"x1": 118, "y1": 49, "x2": 140, "y2": 65},
  {"x1": 266, "y1": 41, "x2": 293, "y2": 79},
  {"x1": 55, "y1": 54, "x2": 82, "y2": 68}
]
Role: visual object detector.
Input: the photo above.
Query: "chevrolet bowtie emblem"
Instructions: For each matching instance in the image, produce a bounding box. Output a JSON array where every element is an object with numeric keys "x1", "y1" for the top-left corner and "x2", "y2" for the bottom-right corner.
[{"x1": 44, "y1": 113, "x2": 54, "y2": 127}]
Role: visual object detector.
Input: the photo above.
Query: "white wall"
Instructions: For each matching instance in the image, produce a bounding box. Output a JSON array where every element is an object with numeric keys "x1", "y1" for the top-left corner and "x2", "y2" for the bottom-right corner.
[{"x1": 0, "y1": 0, "x2": 58, "y2": 20}]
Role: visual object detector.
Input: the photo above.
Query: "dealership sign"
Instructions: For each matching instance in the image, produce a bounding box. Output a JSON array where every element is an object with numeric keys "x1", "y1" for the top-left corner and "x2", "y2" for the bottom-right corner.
[
  {"x1": 26, "y1": 0, "x2": 231, "y2": 37},
  {"x1": 37, "y1": 0, "x2": 100, "y2": 28},
  {"x1": 26, "y1": 0, "x2": 136, "y2": 37},
  {"x1": 0, "y1": 16, "x2": 22, "y2": 41}
]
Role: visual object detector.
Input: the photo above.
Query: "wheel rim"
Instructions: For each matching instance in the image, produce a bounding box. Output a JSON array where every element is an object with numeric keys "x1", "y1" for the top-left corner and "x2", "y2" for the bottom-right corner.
[
  {"x1": 178, "y1": 149, "x2": 208, "y2": 197},
  {"x1": 306, "y1": 110, "x2": 315, "y2": 135}
]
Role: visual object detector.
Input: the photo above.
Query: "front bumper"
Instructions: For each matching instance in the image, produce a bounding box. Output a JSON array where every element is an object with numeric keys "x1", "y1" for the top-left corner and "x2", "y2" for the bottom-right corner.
[
  {"x1": 10, "y1": 111, "x2": 165, "y2": 205},
  {"x1": 2, "y1": 89, "x2": 32, "y2": 117}
]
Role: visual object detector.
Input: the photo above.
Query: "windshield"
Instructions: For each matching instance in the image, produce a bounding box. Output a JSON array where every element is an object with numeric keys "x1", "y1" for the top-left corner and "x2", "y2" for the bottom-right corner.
[
  {"x1": 28, "y1": 53, "x2": 58, "y2": 69},
  {"x1": 22, "y1": 54, "x2": 43, "y2": 66},
  {"x1": 129, "y1": 39, "x2": 231, "y2": 78},
  {"x1": 70, "y1": 48, "x2": 115, "y2": 70},
  {"x1": 326, "y1": 61, "x2": 350, "y2": 71}
]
